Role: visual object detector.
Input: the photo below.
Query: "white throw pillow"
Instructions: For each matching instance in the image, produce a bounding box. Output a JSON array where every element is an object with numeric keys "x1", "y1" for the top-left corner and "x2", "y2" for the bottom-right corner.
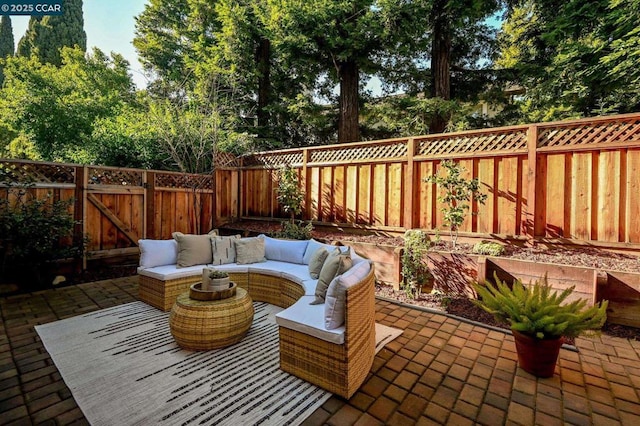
[
  {"x1": 211, "y1": 235, "x2": 241, "y2": 265},
  {"x1": 324, "y1": 260, "x2": 371, "y2": 329},
  {"x1": 138, "y1": 239, "x2": 178, "y2": 269},
  {"x1": 262, "y1": 235, "x2": 308, "y2": 264}
]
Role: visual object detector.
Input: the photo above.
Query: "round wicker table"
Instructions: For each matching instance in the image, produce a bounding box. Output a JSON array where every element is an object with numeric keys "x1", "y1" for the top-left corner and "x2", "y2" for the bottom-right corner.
[{"x1": 169, "y1": 286, "x2": 254, "y2": 350}]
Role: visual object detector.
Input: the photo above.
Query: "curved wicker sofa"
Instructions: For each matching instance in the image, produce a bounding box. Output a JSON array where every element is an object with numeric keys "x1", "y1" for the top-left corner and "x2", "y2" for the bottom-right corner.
[{"x1": 137, "y1": 238, "x2": 376, "y2": 399}]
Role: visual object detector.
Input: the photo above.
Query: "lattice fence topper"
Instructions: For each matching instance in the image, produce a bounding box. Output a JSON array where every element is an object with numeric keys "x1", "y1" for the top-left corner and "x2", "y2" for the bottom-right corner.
[
  {"x1": 417, "y1": 130, "x2": 528, "y2": 157},
  {"x1": 155, "y1": 172, "x2": 213, "y2": 189},
  {"x1": 538, "y1": 118, "x2": 640, "y2": 149},
  {"x1": 242, "y1": 151, "x2": 304, "y2": 167},
  {"x1": 215, "y1": 152, "x2": 242, "y2": 168},
  {"x1": 309, "y1": 141, "x2": 408, "y2": 163},
  {"x1": 88, "y1": 167, "x2": 143, "y2": 186},
  {"x1": 0, "y1": 161, "x2": 75, "y2": 185}
]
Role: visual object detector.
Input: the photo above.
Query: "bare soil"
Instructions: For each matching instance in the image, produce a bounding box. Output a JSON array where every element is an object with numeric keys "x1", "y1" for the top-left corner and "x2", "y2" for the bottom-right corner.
[{"x1": 225, "y1": 220, "x2": 640, "y2": 341}]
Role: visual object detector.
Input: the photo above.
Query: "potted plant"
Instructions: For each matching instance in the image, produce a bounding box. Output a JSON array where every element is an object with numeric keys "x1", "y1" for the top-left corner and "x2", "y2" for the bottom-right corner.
[
  {"x1": 472, "y1": 275, "x2": 608, "y2": 377},
  {"x1": 202, "y1": 268, "x2": 230, "y2": 292},
  {"x1": 401, "y1": 230, "x2": 434, "y2": 298}
]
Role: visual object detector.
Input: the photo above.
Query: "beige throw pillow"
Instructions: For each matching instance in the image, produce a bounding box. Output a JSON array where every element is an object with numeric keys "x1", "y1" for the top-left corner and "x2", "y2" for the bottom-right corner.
[
  {"x1": 308, "y1": 247, "x2": 329, "y2": 279},
  {"x1": 311, "y1": 249, "x2": 352, "y2": 305},
  {"x1": 173, "y1": 230, "x2": 218, "y2": 267},
  {"x1": 211, "y1": 235, "x2": 241, "y2": 265},
  {"x1": 234, "y1": 236, "x2": 266, "y2": 264}
]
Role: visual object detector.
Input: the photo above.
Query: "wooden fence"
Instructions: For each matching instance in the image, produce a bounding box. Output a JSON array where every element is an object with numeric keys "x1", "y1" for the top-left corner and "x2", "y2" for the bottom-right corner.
[
  {"x1": 0, "y1": 160, "x2": 238, "y2": 263},
  {"x1": 239, "y1": 113, "x2": 640, "y2": 250},
  {"x1": 2, "y1": 112, "x2": 640, "y2": 263}
]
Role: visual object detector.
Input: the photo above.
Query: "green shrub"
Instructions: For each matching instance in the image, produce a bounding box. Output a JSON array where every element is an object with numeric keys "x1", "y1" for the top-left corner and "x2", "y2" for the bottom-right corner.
[
  {"x1": 401, "y1": 229, "x2": 433, "y2": 299},
  {"x1": 472, "y1": 241, "x2": 505, "y2": 256},
  {"x1": 275, "y1": 220, "x2": 313, "y2": 240},
  {"x1": 0, "y1": 187, "x2": 85, "y2": 288},
  {"x1": 276, "y1": 166, "x2": 304, "y2": 223},
  {"x1": 472, "y1": 274, "x2": 608, "y2": 339},
  {"x1": 424, "y1": 160, "x2": 487, "y2": 247}
]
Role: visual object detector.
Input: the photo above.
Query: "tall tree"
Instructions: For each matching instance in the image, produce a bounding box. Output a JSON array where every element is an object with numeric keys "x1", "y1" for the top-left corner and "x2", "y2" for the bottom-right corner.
[
  {"x1": 0, "y1": 16, "x2": 14, "y2": 85},
  {"x1": 134, "y1": 0, "x2": 221, "y2": 97},
  {"x1": 17, "y1": 0, "x2": 86, "y2": 66},
  {"x1": 0, "y1": 47, "x2": 135, "y2": 161},
  {"x1": 266, "y1": 0, "x2": 389, "y2": 143},
  {"x1": 378, "y1": 0, "x2": 503, "y2": 133},
  {"x1": 496, "y1": 0, "x2": 640, "y2": 121}
]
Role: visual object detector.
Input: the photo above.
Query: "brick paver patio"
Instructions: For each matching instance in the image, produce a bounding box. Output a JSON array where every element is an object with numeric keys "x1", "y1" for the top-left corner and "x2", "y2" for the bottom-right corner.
[{"x1": 1, "y1": 277, "x2": 640, "y2": 425}]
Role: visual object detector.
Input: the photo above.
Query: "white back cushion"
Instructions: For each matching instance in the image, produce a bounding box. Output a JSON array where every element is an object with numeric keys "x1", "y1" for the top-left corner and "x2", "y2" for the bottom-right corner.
[
  {"x1": 324, "y1": 260, "x2": 371, "y2": 329},
  {"x1": 302, "y1": 239, "x2": 348, "y2": 264},
  {"x1": 138, "y1": 239, "x2": 178, "y2": 269},
  {"x1": 262, "y1": 235, "x2": 308, "y2": 264}
]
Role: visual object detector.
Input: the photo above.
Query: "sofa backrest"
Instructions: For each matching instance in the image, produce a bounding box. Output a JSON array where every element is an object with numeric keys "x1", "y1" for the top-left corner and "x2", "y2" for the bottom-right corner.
[{"x1": 261, "y1": 235, "x2": 309, "y2": 264}]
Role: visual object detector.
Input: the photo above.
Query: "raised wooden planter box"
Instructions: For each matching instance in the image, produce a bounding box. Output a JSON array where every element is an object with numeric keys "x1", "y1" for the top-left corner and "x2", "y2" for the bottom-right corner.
[
  {"x1": 338, "y1": 241, "x2": 640, "y2": 328},
  {"x1": 338, "y1": 241, "x2": 402, "y2": 287}
]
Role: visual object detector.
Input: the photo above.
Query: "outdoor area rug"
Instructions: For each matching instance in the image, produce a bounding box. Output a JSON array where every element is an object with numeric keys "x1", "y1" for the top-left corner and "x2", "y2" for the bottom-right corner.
[{"x1": 35, "y1": 301, "x2": 402, "y2": 426}]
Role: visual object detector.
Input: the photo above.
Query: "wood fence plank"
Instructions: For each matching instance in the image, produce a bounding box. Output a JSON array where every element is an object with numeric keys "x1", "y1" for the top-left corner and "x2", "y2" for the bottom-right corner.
[
  {"x1": 346, "y1": 165, "x2": 357, "y2": 223},
  {"x1": 545, "y1": 154, "x2": 566, "y2": 238},
  {"x1": 387, "y1": 163, "x2": 402, "y2": 227},
  {"x1": 597, "y1": 150, "x2": 620, "y2": 242},
  {"x1": 497, "y1": 157, "x2": 518, "y2": 234},
  {"x1": 334, "y1": 166, "x2": 346, "y2": 223},
  {"x1": 357, "y1": 165, "x2": 371, "y2": 224},
  {"x1": 310, "y1": 167, "x2": 320, "y2": 221},
  {"x1": 571, "y1": 152, "x2": 592, "y2": 240},
  {"x1": 459, "y1": 159, "x2": 473, "y2": 233},
  {"x1": 87, "y1": 193, "x2": 139, "y2": 245},
  {"x1": 627, "y1": 149, "x2": 640, "y2": 243},
  {"x1": 516, "y1": 156, "x2": 525, "y2": 236},
  {"x1": 373, "y1": 164, "x2": 386, "y2": 226},
  {"x1": 476, "y1": 159, "x2": 494, "y2": 234}
]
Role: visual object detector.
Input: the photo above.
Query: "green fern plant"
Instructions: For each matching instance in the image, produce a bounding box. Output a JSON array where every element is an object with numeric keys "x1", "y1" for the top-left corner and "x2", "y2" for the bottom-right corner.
[{"x1": 472, "y1": 274, "x2": 608, "y2": 340}]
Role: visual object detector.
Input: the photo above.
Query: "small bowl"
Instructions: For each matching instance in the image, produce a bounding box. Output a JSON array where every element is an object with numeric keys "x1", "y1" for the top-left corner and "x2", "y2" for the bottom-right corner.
[{"x1": 189, "y1": 282, "x2": 237, "y2": 301}]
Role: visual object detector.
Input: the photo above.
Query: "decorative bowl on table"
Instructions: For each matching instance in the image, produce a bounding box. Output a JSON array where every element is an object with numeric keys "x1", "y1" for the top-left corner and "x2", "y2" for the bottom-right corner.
[{"x1": 189, "y1": 282, "x2": 237, "y2": 301}]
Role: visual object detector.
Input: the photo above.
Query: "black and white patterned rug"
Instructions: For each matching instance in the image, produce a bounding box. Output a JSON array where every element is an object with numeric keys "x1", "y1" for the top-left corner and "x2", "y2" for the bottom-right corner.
[{"x1": 35, "y1": 301, "x2": 401, "y2": 426}]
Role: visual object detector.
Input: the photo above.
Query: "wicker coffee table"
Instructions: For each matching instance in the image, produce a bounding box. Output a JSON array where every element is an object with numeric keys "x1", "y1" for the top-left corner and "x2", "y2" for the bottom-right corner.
[{"x1": 169, "y1": 286, "x2": 254, "y2": 350}]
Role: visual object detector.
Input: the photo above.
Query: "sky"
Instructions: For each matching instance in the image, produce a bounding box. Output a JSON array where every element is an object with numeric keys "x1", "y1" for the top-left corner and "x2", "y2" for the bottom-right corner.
[{"x1": 11, "y1": 0, "x2": 149, "y2": 88}]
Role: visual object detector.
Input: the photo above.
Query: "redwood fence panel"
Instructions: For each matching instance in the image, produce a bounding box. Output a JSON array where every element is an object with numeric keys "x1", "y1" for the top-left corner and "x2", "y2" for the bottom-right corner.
[
  {"x1": 239, "y1": 113, "x2": 640, "y2": 251},
  {"x1": 1, "y1": 160, "x2": 236, "y2": 263}
]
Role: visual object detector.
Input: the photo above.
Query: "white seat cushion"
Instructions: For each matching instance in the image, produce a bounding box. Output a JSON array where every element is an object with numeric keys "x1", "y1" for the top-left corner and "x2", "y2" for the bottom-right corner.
[
  {"x1": 208, "y1": 263, "x2": 249, "y2": 274},
  {"x1": 301, "y1": 279, "x2": 318, "y2": 296},
  {"x1": 248, "y1": 260, "x2": 293, "y2": 276},
  {"x1": 279, "y1": 263, "x2": 313, "y2": 283},
  {"x1": 137, "y1": 264, "x2": 204, "y2": 281},
  {"x1": 276, "y1": 296, "x2": 345, "y2": 345}
]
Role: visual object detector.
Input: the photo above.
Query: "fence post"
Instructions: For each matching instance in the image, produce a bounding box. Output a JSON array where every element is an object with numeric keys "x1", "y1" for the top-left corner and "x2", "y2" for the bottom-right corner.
[
  {"x1": 145, "y1": 171, "x2": 156, "y2": 239},
  {"x1": 404, "y1": 138, "x2": 416, "y2": 230},
  {"x1": 527, "y1": 125, "x2": 540, "y2": 245},
  {"x1": 302, "y1": 148, "x2": 311, "y2": 220},
  {"x1": 74, "y1": 165, "x2": 88, "y2": 270}
]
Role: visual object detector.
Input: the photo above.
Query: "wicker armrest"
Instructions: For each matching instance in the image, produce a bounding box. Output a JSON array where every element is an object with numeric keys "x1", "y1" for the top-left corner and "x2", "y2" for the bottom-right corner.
[{"x1": 278, "y1": 265, "x2": 376, "y2": 399}]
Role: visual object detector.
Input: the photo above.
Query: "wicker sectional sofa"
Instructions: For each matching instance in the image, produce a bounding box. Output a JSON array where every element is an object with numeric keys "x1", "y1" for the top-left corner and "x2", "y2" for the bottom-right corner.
[{"x1": 137, "y1": 235, "x2": 376, "y2": 399}]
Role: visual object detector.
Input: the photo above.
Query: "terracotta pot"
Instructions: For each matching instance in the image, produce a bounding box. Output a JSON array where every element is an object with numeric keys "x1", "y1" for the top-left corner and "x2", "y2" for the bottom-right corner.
[{"x1": 512, "y1": 330, "x2": 564, "y2": 378}]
